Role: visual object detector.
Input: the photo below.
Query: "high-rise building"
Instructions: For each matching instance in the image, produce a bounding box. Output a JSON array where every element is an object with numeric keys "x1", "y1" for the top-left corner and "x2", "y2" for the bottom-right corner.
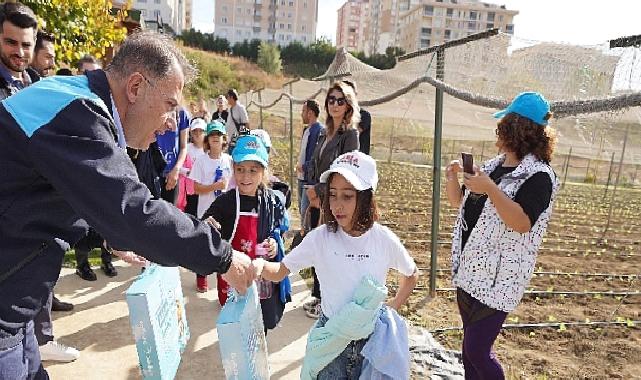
[
  {"x1": 398, "y1": 0, "x2": 517, "y2": 52},
  {"x1": 363, "y1": 0, "x2": 517, "y2": 54},
  {"x1": 336, "y1": 0, "x2": 371, "y2": 53},
  {"x1": 214, "y1": 0, "x2": 318, "y2": 46},
  {"x1": 132, "y1": 0, "x2": 190, "y2": 34}
]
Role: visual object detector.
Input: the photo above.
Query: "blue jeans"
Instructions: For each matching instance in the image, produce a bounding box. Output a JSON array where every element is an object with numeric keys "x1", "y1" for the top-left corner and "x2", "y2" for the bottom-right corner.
[
  {"x1": 316, "y1": 314, "x2": 369, "y2": 380},
  {"x1": 0, "y1": 321, "x2": 49, "y2": 380},
  {"x1": 298, "y1": 180, "x2": 310, "y2": 222}
]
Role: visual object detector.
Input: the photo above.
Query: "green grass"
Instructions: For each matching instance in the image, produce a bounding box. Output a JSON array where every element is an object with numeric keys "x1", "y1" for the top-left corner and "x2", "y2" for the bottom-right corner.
[{"x1": 62, "y1": 249, "x2": 105, "y2": 268}]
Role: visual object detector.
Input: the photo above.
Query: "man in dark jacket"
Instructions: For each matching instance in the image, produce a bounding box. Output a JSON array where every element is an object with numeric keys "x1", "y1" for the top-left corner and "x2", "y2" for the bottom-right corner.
[{"x1": 0, "y1": 31, "x2": 254, "y2": 379}]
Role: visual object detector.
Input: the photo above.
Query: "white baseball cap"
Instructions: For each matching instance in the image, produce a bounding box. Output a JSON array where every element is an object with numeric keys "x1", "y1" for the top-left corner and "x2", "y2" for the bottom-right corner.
[
  {"x1": 320, "y1": 151, "x2": 378, "y2": 192},
  {"x1": 189, "y1": 118, "x2": 207, "y2": 131}
]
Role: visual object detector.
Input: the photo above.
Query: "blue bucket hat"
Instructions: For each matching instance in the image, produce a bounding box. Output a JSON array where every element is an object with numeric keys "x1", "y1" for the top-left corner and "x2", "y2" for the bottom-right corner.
[
  {"x1": 493, "y1": 92, "x2": 550, "y2": 126},
  {"x1": 232, "y1": 135, "x2": 269, "y2": 167}
]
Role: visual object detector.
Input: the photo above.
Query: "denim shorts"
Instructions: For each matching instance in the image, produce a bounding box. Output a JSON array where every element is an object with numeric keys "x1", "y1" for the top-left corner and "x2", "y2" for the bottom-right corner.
[{"x1": 316, "y1": 314, "x2": 369, "y2": 380}]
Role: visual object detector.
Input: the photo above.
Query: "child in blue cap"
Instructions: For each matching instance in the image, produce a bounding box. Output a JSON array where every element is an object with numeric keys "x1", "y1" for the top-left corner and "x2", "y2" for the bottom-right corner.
[
  {"x1": 189, "y1": 121, "x2": 233, "y2": 292},
  {"x1": 202, "y1": 135, "x2": 290, "y2": 332}
]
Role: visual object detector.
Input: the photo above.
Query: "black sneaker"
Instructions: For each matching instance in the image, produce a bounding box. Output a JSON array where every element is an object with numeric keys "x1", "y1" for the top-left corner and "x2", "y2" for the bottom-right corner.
[
  {"x1": 101, "y1": 262, "x2": 118, "y2": 277},
  {"x1": 52, "y1": 296, "x2": 74, "y2": 312},
  {"x1": 76, "y1": 265, "x2": 97, "y2": 281}
]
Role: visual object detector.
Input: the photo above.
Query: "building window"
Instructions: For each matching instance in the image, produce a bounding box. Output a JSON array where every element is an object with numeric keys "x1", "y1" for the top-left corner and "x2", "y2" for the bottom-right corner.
[
  {"x1": 423, "y1": 5, "x2": 433, "y2": 16},
  {"x1": 288, "y1": 12, "x2": 292, "y2": 18},
  {"x1": 444, "y1": 29, "x2": 451, "y2": 38},
  {"x1": 302, "y1": 25, "x2": 306, "y2": 31},
  {"x1": 469, "y1": 11, "x2": 477, "y2": 20},
  {"x1": 304, "y1": 2, "x2": 307, "y2": 8},
  {"x1": 289, "y1": 1, "x2": 294, "y2": 6},
  {"x1": 487, "y1": 12, "x2": 495, "y2": 22},
  {"x1": 506, "y1": 24, "x2": 514, "y2": 34},
  {"x1": 499, "y1": 15, "x2": 504, "y2": 22},
  {"x1": 420, "y1": 39, "x2": 430, "y2": 48},
  {"x1": 138, "y1": 0, "x2": 147, "y2": 3},
  {"x1": 287, "y1": 34, "x2": 292, "y2": 40},
  {"x1": 253, "y1": 27, "x2": 261, "y2": 33},
  {"x1": 281, "y1": 0, "x2": 285, "y2": 5},
  {"x1": 486, "y1": 23, "x2": 494, "y2": 29},
  {"x1": 446, "y1": 8, "x2": 453, "y2": 17},
  {"x1": 154, "y1": 0, "x2": 160, "y2": 3},
  {"x1": 349, "y1": 27, "x2": 356, "y2": 33},
  {"x1": 468, "y1": 21, "x2": 476, "y2": 30},
  {"x1": 287, "y1": 23, "x2": 291, "y2": 30},
  {"x1": 302, "y1": 36, "x2": 307, "y2": 42},
  {"x1": 221, "y1": 17, "x2": 228, "y2": 24},
  {"x1": 279, "y1": 23, "x2": 284, "y2": 29},
  {"x1": 222, "y1": 5, "x2": 227, "y2": 11},
  {"x1": 421, "y1": 27, "x2": 431, "y2": 35},
  {"x1": 279, "y1": 34, "x2": 284, "y2": 40},
  {"x1": 256, "y1": 0, "x2": 262, "y2": 3}
]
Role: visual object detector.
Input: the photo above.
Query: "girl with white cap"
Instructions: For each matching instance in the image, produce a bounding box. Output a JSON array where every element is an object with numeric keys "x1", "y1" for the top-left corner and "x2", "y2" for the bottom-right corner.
[{"x1": 254, "y1": 151, "x2": 418, "y2": 379}]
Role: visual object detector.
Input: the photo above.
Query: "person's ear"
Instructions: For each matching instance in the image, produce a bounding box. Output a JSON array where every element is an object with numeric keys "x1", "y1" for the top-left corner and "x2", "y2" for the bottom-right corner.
[{"x1": 125, "y1": 72, "x2": 145, "y2": 104}]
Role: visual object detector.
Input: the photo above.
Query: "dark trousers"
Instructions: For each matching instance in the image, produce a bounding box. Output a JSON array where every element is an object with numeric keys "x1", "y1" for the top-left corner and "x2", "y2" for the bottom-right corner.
[
  {"x1": 33, "y1": 292, "x2": 53, "y2": 346},
  {"x1": 456, "y1": 288, "x2": 507, "y2": 380},
  {"x1": 74, "y1": 229, "x2": 111, "y2": 268},
  {"x1": 0, "y1": 321, "x2": 49, "y2": 380}
]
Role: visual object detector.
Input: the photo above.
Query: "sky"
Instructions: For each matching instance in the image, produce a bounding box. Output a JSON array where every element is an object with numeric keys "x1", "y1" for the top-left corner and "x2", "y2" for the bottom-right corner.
[{"x1": 192, "y1": 0, "x2": 640, "y2": 46}]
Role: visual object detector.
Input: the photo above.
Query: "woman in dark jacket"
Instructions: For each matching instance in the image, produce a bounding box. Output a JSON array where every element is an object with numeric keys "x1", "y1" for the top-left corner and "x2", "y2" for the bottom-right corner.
[{"x1": 303, "y1": 81, "x2": 360, "y2": 318}]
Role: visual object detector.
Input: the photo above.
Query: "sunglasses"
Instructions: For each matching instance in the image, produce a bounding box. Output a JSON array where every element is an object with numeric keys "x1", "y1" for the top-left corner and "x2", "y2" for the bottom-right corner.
[{"x1": 327, "y1": 96, "x2": 347, "y2": 106}]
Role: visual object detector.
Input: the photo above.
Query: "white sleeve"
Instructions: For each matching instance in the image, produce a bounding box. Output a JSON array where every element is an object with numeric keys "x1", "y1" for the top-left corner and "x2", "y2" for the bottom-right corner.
[
  {"x1": 382, "y1": 226, "x2": 417, "y2": 276},
  {"x1": 282, "y1": 226, "x2": 322, "y2": 273},
  {"x1": 188, "y1": 158, "x2": 205, "y2": 183}
]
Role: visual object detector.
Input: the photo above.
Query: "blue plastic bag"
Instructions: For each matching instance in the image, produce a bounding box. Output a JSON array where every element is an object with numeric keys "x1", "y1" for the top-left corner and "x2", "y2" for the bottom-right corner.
[
  {"x1": 217, "y1": 284, "x2": 270, "y2": 380},
  {"x1": 126, "y1": 265, "x2": 190, "y2": 379}
]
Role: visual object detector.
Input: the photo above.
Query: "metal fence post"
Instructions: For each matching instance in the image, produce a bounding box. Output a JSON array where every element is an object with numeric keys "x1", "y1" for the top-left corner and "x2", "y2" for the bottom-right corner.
[{"x1": 429, "y1": 48, "x2": 445, "y2": 298}]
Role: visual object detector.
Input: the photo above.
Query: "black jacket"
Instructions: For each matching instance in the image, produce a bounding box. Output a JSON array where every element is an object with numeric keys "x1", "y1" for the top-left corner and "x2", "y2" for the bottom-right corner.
[
  {"x1": 310, "y1": 126, "x2": 359, "y2": 197},
  {"x1": 0, "y1": 70, "x2": 232, "y2": 343}
]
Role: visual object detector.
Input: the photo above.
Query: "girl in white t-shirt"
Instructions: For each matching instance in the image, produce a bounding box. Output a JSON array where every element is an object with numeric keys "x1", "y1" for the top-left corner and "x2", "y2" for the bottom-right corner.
[
  {"x1": 180, "y1": 118, "x2": 208, "y2": 216},
  {"x1": 254, "y1": 151, "x2": 419, "y2": 379},
  {"x1": 188, "y1": 121, "x2": 232, "y2": 292}
]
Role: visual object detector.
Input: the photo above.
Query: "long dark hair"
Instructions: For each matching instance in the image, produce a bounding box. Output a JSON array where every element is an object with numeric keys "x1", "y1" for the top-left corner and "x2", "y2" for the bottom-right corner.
[
  {"x1": 321, "y1": 172, "x2": 378, "y2": 233},
  {"x1": 324, "y1": 82, "x2": 360, "y2": 135}
]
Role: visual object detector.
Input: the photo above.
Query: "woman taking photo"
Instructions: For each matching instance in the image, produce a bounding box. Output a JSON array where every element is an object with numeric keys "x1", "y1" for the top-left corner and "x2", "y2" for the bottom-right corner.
[
  {"x1": 445, "y1": 92, "x2": 559, "y2": 379},
  {"x1": 303, "y1": 81, "x2": 360, "y2": 318}
]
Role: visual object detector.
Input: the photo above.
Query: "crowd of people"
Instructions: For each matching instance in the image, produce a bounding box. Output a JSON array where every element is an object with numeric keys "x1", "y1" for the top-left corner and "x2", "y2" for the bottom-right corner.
[{"x1": 0, "y1": 2, "x2": 560, "y2": 379}]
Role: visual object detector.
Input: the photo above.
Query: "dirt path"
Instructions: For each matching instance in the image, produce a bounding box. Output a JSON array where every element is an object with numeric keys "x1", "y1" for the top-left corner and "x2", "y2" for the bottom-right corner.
[{"x1": 45, "y1": 262, "x2": 315, "y2": 379}]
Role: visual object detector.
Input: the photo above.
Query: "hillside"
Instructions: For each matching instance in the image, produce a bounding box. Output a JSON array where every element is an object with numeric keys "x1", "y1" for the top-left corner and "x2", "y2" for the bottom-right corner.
[{"x1": 180, "y1": 46, "x2": 289, "y2": 101}]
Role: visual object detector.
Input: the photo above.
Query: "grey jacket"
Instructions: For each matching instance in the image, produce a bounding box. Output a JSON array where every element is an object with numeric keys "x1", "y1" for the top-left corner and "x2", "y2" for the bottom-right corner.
[{"x1": 309, "y1": 126, "x2": 359, "y2": 197}]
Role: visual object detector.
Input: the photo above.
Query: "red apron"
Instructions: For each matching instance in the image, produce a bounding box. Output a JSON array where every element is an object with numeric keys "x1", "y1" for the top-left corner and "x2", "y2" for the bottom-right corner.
[{"x1": 217, "y1": 201, "x2": 259, "y2": 306}]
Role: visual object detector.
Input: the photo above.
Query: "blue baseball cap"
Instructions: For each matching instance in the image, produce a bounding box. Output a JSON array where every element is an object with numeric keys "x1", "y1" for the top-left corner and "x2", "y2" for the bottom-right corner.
[
  {"x1": 493, "y1": 92, "x2": 550, "y2": 126},
  {"x1": 232, "y1": 135, "x2": 269, "y2": 167}
]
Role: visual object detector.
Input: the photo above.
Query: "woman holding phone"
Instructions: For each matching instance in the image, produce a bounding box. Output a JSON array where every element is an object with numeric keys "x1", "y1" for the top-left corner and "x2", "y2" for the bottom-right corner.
[{"x1": 445, "y1": 92, "x2": 559, "y2": 379}]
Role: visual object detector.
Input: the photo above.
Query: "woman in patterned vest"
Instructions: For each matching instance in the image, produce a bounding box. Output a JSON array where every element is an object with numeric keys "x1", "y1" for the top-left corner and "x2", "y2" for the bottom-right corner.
[{"x1": 445, "y1": 92, "x2": 560, "y2": 380}]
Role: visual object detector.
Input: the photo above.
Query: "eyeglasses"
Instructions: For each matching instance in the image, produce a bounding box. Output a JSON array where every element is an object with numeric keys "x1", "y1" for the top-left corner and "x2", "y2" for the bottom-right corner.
[{"x1": 327, "y1": 96, "x2": 347, "y2": 106}]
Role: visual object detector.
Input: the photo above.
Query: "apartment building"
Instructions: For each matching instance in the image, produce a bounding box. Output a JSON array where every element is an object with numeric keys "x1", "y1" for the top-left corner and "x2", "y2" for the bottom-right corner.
[
  {"x1": 364, "y1": 0, "x2": 516, "y2": 54},
  {"x1": 214, "y1": 0, "x2": 318, "y2": 46},
  {"x1": 132, "y1": 0, "x2": 190, "y2": 34},
  {"x1": 336, "y1": 0, "x2": 371, "y2": 53},
  {"x1": 398, "y1": 0, "x2": 517, "y2": 52}
]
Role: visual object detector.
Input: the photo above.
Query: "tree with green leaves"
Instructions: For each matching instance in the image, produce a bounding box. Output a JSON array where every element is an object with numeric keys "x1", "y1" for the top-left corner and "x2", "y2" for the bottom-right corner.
[
  {"x1": 257, "y1": 41, "x2": 281, "y2": 75},
  {"x1": 19, "y1": 0, "x2": 129, "y2": 64}
]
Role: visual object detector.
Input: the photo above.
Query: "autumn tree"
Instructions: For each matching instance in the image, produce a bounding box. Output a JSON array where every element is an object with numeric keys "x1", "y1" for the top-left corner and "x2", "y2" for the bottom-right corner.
[{"x1": 18, "y1": 0, "x2": 130, "y2": 64}]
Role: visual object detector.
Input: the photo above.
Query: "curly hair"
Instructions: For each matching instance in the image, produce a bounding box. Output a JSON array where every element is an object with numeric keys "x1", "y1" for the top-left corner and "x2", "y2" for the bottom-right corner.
[
  {"x1": 324, "y1": 82, "x2": 360, "y2": 134},
  {"x1": 321, "y1": 172, "x2": 378, "y2": 233},
  {"x1": 496, "y1": 112, "x2": 557, "y2": 163}
]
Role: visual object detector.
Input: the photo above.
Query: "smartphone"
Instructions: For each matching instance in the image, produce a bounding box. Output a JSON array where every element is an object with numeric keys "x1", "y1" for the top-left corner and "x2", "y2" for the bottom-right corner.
[{"x1": 461, "y1": 152, "x2": 474, "y2": 174}]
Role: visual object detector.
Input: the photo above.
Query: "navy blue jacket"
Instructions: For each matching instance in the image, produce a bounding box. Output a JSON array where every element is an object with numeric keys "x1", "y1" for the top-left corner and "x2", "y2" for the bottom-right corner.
[{"x1": 0, "y1": 70, "x2": 232, "y2": 343}]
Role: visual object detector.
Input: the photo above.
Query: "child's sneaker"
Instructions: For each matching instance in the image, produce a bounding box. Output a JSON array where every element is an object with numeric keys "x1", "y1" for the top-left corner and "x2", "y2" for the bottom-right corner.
[
  {"x1": 302, "y1": 298, "x2": 319, "y2": 312},
  {"x1": 196, "y1": 276, "x2": 208, "y2": 292},
  {"x1": 305, "y1": 303, "x2": 322, "y2": 319}
]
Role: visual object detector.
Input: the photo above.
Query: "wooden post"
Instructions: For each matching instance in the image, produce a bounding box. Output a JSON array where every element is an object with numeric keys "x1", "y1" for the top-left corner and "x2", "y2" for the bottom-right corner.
[
  {"x1": 562, "y1": 147, "x2": 572, "y2": 189},
  {"x1": 602, "y1": 124, "x2": 630, "y2": 239},
  {"x1": 604, "y1": 151, "x2": 616, "y2": 200}
]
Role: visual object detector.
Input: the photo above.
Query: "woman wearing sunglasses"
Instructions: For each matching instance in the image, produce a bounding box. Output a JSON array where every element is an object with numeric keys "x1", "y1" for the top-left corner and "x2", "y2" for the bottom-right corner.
[{"x1": 303, "y1": 81, "x2": 360, "y2": 318}]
